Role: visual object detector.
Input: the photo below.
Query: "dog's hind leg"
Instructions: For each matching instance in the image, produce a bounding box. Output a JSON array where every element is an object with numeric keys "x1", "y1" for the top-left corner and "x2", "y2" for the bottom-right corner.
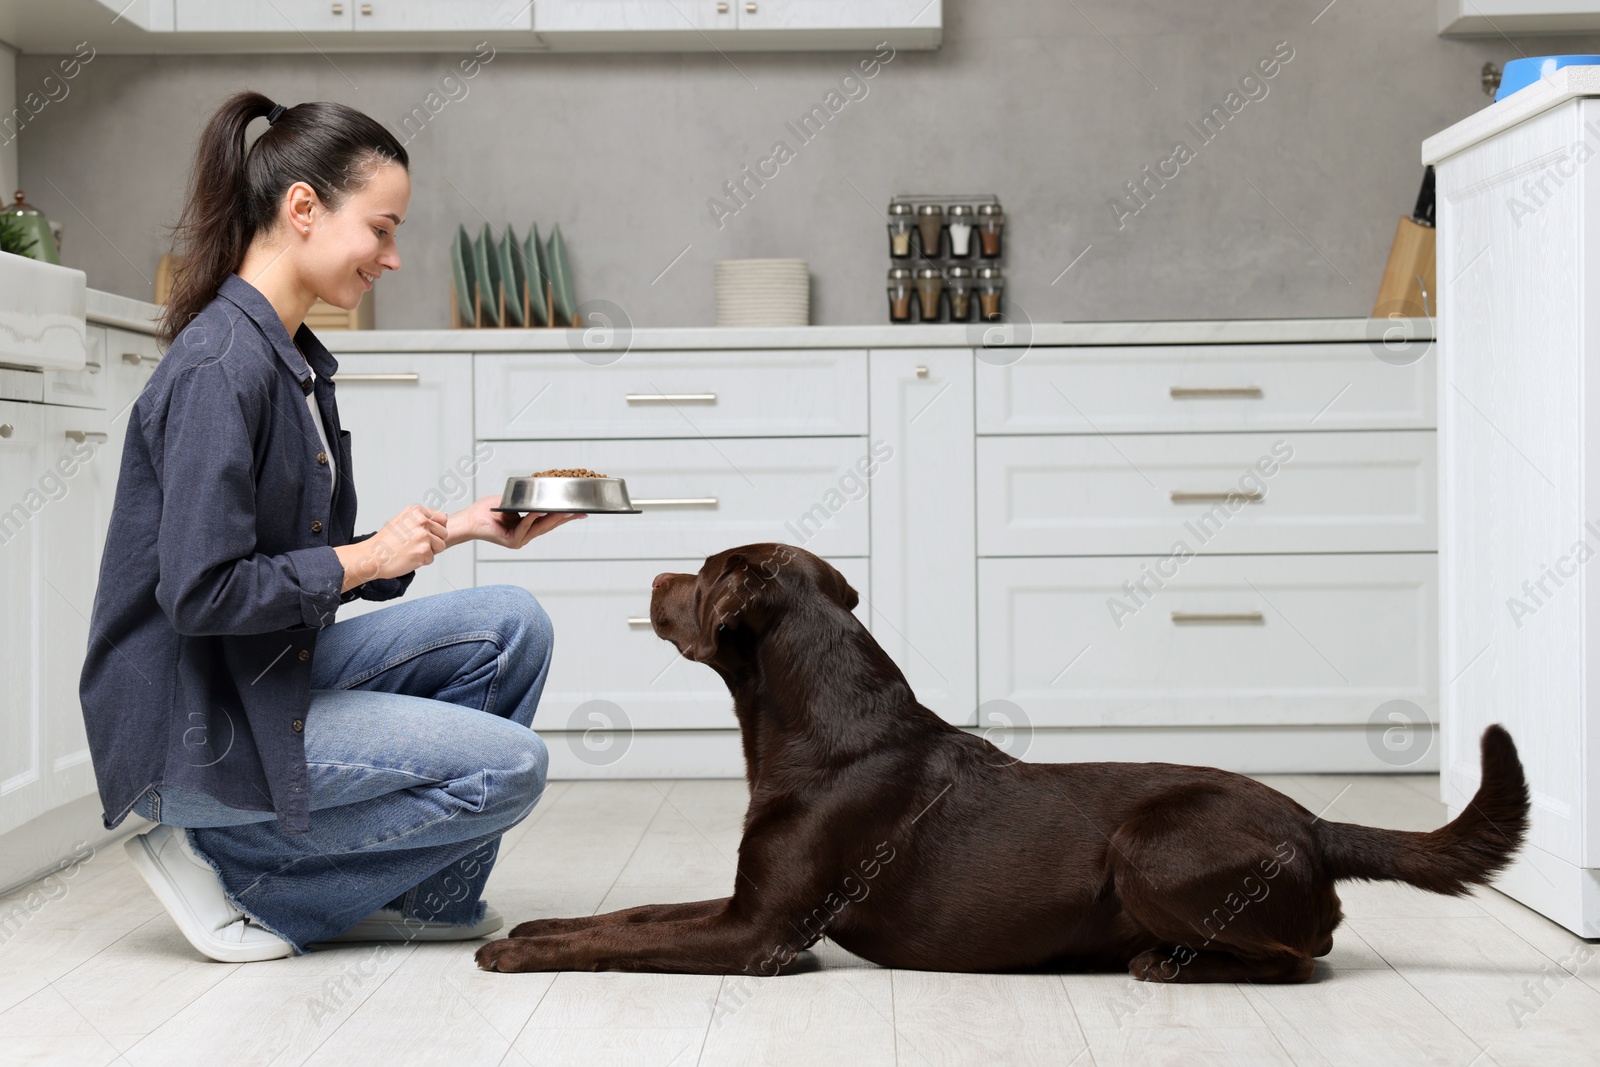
[{"x1": 509, "y1": 898, "x2": 730, "y2": 939}]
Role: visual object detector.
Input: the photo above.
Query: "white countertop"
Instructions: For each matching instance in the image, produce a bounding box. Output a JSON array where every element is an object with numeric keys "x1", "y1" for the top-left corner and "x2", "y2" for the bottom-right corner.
[
  {"x1": 316, "y1": 317, "x2": 1429, "y2": 353},
  {"x1": 84, "y1": 289, "x2": 1429, "y2": 351},
  {"x1": 1423, "y1": 65, "x2": 1600, "y2": 164}
]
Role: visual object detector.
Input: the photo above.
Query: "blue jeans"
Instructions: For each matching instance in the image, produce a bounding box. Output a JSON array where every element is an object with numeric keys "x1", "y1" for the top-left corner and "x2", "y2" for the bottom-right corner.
[{"x1": 129, "y1": 584, "x2": 555, "y2": 955}]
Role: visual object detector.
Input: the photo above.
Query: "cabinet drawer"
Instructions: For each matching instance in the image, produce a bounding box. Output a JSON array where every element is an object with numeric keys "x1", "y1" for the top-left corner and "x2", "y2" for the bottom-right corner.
[
  {"x1": 977, "y1": 431, "x2": 1435, "y2": 556},
  {"x1": 42, "y1": 325, "x2": 107, "y2": 409},
  {"x1": 978, "y1": 554, "x2": 1437, "y2": 728},
  {"x1": 474, "y1": 350, "x2": 867, "y2": 439},
  {"x1": 476, "y1": 437, "x2": 874, "y2": 561},
  {"x1": 481, "y1": 557, "x2": 869, "y2": 730},
  {"x1": 976, "y1": 343, "x2": 1435, "y2": 434}
]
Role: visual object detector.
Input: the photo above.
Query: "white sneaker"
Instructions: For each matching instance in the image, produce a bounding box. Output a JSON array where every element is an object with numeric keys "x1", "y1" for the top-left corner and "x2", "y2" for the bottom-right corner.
[
  {"x1": 310, "y1": 903, "x2": 504, "y2": 944},
  {"x1": 123, "y1": 824, "x2": 295, "y2": 962}
]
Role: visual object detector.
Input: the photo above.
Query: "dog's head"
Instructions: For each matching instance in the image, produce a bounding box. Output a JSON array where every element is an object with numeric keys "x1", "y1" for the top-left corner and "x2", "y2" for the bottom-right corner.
[{"x1": 649, "y1": 543, "x2": 859, "y2": 666}]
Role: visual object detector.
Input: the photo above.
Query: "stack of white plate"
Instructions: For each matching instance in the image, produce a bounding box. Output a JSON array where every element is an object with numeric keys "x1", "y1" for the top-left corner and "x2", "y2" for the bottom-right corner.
[{"x1": 714, "y1": 259, "x2": 810, "y2": 327}]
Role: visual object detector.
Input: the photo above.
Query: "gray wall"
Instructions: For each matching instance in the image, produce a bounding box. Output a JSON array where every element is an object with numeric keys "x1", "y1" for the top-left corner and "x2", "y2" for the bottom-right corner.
[{"x1": 15, "y1": 1, "x2": 1599, "y2": 329}]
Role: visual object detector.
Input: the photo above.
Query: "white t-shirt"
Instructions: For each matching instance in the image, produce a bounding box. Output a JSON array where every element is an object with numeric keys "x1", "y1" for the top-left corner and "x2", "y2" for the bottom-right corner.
[{"x1": 302, "y1": 359, "x2": 336, "y2": 498}]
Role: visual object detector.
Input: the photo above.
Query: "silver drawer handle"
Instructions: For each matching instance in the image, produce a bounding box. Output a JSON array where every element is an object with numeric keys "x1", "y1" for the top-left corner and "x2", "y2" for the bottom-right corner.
[
  {"x1": 121, "y1": 352, "x2": 158, "y2": 365},
  {"x1": 64, "y1": 430, "x2": 108, "y2": 443},
  {"x1": 627, "y1": 617, "x2": 653, "y2": 627},
  {"x1": 1172, "y1": 612, "x2": 1265, "y2": 625},
  {"x1": 0, "y1": 424, "x2": 12, "y2": 438},
  {"x1": 332, "y1": 373, "x2": 420, "y2": 383},
  {"x1": 84, "y1": 360, "x2": 101, "y2": 373},
  {"x1": 1170, "y1": 490, "x2": 1264, "y2": 504},
  {"x1": 717, "y1": 1, "x2": 729, "y2": 10},
  {"x1": 631, "y1": 497, "x2": 719, "y2": 508},
  {"x1": 625, "y1": 393, "x2": 717, "y2": 404},
  {"x1": 1169, "y1": 386, "x2": 1264, "y2": 399}
]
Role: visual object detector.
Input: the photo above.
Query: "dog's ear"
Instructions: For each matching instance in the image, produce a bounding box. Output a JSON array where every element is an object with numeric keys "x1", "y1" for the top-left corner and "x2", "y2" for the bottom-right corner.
[
  {"x1": 691, "y1": 552, "x2": 757, "y2": 662},
  {"x1": 817, "y1": 559, "x2": 859, "y2": 611}
]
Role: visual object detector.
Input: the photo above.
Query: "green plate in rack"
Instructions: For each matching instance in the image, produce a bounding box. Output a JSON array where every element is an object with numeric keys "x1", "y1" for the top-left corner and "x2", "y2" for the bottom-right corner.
[
  {"x1": 454, "y1": 224, "x2": 477, "y2": 325},
  {"x1": 500, "y1": 224, "x2": 525, "y2": 327},
  {"x1": 524, "y1": 224, "x2": 548, "y2": 325},
  {"x1": 474, "y1": 222, "x2": 501, "y2": 325},
  {"x1": 547, "y1": 223, "x2": 576, "y2": 326}
]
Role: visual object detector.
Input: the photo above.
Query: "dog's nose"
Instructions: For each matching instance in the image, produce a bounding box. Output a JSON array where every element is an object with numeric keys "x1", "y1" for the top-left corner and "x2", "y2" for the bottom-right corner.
[{"x1": 652, "y1": 572, "x2": 672, "y2": 591}]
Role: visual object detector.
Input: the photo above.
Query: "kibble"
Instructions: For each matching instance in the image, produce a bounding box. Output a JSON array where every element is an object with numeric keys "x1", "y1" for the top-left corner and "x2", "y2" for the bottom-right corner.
[{"x1": 530, "y1": 467, "x2": 609, "y2": 478}]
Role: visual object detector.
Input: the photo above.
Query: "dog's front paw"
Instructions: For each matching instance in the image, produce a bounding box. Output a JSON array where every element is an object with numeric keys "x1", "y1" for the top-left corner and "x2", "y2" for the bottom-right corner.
[
  {"x1": 1128, "y1": 948, "x2": 1183, "y2": 983},
  {"x1": 509, "y1": 916, "x2": 581, "y2": 938},
  {"x1": 476, "y1": 936, "x2": 541, "y2": 973}
]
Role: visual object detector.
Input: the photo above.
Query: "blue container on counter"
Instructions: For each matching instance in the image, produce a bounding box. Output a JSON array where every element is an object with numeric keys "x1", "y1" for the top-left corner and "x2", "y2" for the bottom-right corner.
[{"x1": 1496, "y1": 55, "x2": 1600, "y2": 102}]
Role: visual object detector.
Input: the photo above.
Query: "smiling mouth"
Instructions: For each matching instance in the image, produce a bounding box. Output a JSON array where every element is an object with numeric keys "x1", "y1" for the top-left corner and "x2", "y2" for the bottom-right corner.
[{"x1": 357, "y1": 268, "x2": 378, "y2": 287}]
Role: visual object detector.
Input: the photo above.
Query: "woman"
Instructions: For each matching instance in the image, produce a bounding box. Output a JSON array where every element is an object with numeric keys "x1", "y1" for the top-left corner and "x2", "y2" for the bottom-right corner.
[{"x1": 78, "y1": 90, "x2": 582, "y2": 962}]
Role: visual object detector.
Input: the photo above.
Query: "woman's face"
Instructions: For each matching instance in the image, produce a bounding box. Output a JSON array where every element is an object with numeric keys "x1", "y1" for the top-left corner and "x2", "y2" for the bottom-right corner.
[{"x1": 299, "y1": 159, "x2": 410, "y2": 311}]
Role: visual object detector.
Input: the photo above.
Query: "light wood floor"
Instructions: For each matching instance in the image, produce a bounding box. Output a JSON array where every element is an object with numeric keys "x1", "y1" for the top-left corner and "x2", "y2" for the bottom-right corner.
[{"x1": 3, "y1": 773, "x2": 1597, "y2": 1066}]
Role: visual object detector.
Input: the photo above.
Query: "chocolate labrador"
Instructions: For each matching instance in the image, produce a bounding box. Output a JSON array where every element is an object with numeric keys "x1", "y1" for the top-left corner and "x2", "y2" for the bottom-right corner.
[{"x1": 476, "y1": 543, "x2": 1529, "y2": 982}]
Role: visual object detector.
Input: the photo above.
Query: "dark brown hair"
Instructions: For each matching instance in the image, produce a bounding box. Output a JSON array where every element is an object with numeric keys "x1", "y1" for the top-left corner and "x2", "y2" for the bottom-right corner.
[{"x1": 158, "y1": 90, "x2": 408, "y2": 348}]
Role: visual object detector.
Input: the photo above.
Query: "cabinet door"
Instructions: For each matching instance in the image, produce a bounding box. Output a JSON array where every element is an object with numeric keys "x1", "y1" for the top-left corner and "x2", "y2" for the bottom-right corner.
[
  {"x1": 867, "y1": 349, "x2": 975, "y2": 725},
  {"x1": 330, "y1": 354, "x2": 476, "y2": 617},
  {"x1": 0, "y1": 402, "x2": 45, "y2": 837},
  {"x1": 738, "y1": 0, "x2": 937, "y2": 29},
  {"x1": 42, "y1": 325, "x2": 107, "y2": 410},
  {"x1": 978, "y1": 554, "x2": 1438, "y2": 730},
  {"x1": 37, "y1": 406, "x2": 112, "y2": 817},
  {"x1": 536, "y1": 0, "x2": 738, "y2": 32},
  {"x1": 174, "y1": 0, "x2": 354, "y2": 31},
  {"x1": 354, "y1": 0, "x2": 533, "y2": 30}
]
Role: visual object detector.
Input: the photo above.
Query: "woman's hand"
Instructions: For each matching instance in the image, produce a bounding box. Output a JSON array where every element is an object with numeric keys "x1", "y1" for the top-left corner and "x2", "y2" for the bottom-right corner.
[
  {"x1": 445, "y1": 494, "x2": 586, "y2": 551},
  {"x1": 334, "y1": 503, "x2": 448, "y2": 592}
]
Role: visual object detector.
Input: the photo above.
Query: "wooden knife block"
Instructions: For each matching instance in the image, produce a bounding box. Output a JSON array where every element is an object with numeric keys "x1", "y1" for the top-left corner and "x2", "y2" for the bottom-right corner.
[{"x1": 1372, "y1": 216, "x2": 1437, "y2": 319}]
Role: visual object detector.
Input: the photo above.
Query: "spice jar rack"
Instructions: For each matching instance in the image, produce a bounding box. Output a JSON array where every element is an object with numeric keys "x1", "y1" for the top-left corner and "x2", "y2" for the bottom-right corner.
[{"x1": 884, "y1": 193, "x2": 1005, "y2": 325}]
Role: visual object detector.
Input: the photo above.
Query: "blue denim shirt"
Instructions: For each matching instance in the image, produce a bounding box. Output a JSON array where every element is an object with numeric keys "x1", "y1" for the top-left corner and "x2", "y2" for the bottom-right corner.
[{"x1": 79, "y1": 273, "x2": 415, "y2": 836}]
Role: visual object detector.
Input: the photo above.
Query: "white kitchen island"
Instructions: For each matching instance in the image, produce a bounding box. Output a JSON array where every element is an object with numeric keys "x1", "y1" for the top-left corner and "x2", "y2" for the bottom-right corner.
[{"x1": 1425, "y1": 65, "x2": 1600, "y2": 937}]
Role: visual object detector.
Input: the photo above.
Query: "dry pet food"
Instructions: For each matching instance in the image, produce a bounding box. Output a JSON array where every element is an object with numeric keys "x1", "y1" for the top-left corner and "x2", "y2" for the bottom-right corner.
[{"x1": 530, "y1": 467, "x2": 609, "y2": 478}]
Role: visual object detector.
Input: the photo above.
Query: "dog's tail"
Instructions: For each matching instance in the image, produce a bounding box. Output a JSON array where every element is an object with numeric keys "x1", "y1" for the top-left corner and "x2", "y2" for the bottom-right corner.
[{"x1": 1312, "y1": 724, "x2": 1529, "y2": 895}]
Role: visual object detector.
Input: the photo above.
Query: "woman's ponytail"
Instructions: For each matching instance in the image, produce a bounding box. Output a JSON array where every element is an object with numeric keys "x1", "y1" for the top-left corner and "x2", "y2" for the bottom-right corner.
[{"x1": 158, "y1": 90, "x2": 408, "y2": 349}]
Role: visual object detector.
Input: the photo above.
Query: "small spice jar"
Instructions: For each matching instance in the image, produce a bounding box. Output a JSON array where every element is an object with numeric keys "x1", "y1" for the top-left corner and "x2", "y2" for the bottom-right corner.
[
  {"x1": 946, "y1": 204, "x2": 976, "y2": 259},
  {"x1": 977, "y1": 266, "x2": 1005, "y2": 321},
  {"x1": 886, "y1": 203, "x2": 914, "y2": 259},
  {"x1": 916, "y1": 204, "x2": 945, "y2": 259},
  {"x1": 887, "y1": 267, "x2": 914, "y2": 322},
  {"x1": 915, "y1": 267, "x2": 945, "y2": 322},
  {"x1": 977, "y1": 202, "x2": 1005, "y2": 258},
  {"x1": 946, "y1": 265, "x2": 975, "y2": 321}
]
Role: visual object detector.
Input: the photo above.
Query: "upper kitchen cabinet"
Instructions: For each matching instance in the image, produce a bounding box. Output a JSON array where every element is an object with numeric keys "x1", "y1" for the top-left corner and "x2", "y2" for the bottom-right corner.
[
  {"x1": 535, "y1": 0, "x2": 941, "y2": 50},
  {"x1": 1439, "y1": 0, "x2": 1600, "y2": 34},
  {"x1": 33, "y1": 0, "x2": 937, "y2": 51},
  {"x1": 169, "y1": 0, "x2": 534, "y2": 33}
]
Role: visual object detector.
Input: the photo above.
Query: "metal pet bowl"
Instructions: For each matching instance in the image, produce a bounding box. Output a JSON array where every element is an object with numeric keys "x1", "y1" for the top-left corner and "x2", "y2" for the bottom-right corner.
[{"x1": 493, "y1": 475, "x2": 642, "y2": 514}]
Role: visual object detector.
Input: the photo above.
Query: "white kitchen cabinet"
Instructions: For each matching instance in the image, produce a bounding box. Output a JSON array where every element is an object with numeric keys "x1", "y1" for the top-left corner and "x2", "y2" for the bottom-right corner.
[
  {"x1": 473, "y1": 350, "x2": 868, "y2": 439},
  {"x1": 867, "y1": 349, "x2": 975, "y2": 726},
  {"x1": 976, "y1": 430, "x2": 1436, "y2": 557},
  {"x1": 0, "y1": 400, "x2": 46, "y2": 837},
  {"x1": 353, "y1": 1, "x2": 534, "y2": 31},
  {"x1": 536, "y1": 0, "x2": 940, "y2": 49},
  {"x1": 36, "y1": 405, "x2": 112, "y2": 826},
  {"x1": 1425, "y1": 69, "x2": 1600, "y2": 936},
  {"x1": 329, "y1": 353, "x2": 476, "y2": 617},
  {"x1": 475, "y1": 436, "x2": 872, "y2": 562},
  {"x1": 42, "y1": 326, "x2": 107, "y2": 410},
  {"x1": 480, "y1": 556, "x2": 869, "y2": 731},
  {"x1": 174, "y1": 0, "x2": 532, "y2": 32},
  {"x1": 979, "y1": 554, "x2": 1438, "y2": 730},
  {"x1": 1439, "y1": 0, "x2": 1600, "y2": 35},
  {"x1": 174, "y1": 0, "x2": 354, "y2": 32},
  {"x1": 976, "y1": 343, "x2": 1435, "y2": 435}
]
